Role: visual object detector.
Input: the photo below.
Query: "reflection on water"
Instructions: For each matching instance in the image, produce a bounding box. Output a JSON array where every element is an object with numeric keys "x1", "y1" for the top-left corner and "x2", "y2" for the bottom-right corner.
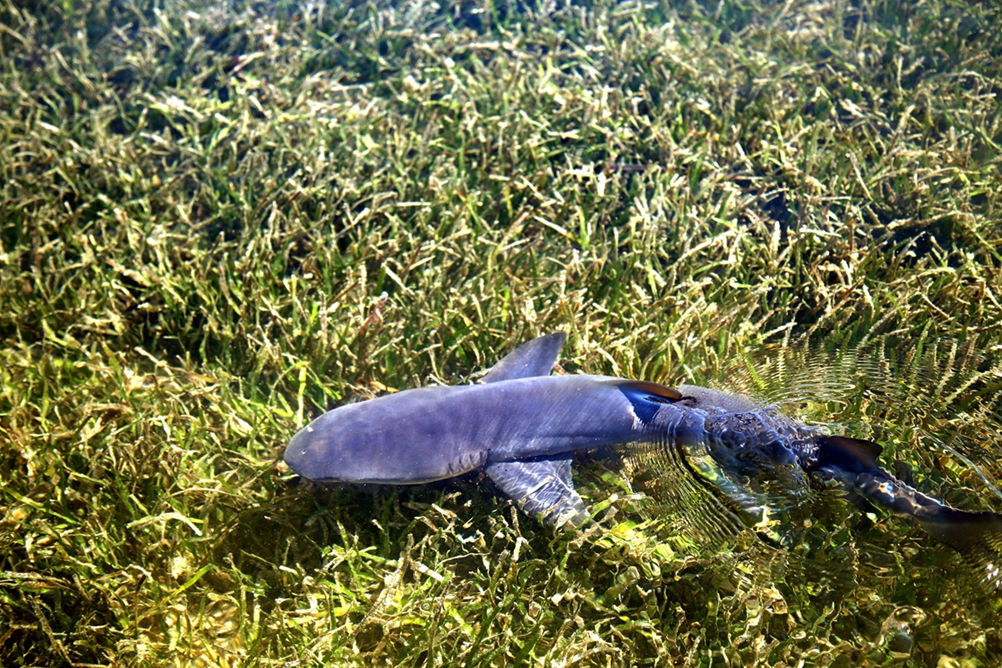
[{"x1": 620, "y1": 333, "x2": 1002, "y2": 661}]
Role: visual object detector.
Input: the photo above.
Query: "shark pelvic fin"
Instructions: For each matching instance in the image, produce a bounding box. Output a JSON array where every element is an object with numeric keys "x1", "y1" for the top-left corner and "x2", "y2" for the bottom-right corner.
[{"x1": 480, "y1": 332, "x2": 567, "y2": 384}]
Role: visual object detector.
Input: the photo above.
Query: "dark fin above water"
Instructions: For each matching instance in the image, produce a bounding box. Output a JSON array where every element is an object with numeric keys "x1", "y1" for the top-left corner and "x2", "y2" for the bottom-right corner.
[
  {"x1": 813, "y1": 435, "x2": 883, "y2": 474},
  {"x1": 485, "y1": 456, "x2": 589, "y2": 528},
  {"x1": 480, "y1": 332, "x2": 567, "y2": 383}
]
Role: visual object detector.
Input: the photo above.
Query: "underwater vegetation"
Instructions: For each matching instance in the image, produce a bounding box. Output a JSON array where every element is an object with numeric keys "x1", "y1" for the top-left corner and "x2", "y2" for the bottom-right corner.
[{"x1": 2, "y1": 0, "x2": 1002, "y2": 665}]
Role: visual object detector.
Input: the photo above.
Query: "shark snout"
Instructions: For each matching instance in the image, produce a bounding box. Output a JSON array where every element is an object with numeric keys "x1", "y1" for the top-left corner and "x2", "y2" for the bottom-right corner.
[{"x1": 283, "y1": 422, "x2": 344, "y2": 481}]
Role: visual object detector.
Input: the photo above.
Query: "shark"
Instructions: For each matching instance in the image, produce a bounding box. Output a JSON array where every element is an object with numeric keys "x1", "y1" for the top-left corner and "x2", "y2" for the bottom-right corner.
[{"x1": 284, "y1": 333, "x2": 1002, "y2": 581}]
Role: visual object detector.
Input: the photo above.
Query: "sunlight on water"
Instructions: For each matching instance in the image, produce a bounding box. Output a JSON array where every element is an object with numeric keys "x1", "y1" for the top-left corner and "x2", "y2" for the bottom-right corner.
[{"x1": 618, "y1": 333, "x2": 1002, "y2": 663}]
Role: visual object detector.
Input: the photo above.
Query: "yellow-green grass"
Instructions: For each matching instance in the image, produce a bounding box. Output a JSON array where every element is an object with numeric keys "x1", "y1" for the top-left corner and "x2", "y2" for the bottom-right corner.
[{"x1": 1, "y1": 0, "x2": 1001, "y2": 664}]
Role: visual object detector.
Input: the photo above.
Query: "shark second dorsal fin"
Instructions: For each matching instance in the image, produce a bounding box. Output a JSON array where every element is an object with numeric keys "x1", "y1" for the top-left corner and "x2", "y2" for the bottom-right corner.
[{"x1": 480, "y1": 333, "x2": 567, "y2": 384}]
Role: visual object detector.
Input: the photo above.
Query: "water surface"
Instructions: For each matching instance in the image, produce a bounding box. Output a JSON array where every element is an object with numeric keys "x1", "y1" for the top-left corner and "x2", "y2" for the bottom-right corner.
[{"x1": 617, "y1": 334, "x2": 1002, "y2": 663}]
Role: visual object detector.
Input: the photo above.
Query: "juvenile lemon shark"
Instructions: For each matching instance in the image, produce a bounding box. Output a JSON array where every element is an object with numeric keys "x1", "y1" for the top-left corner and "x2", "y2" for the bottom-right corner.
[{"x1": 285, "y1": 333, "x2": 1002, "y2": 579}]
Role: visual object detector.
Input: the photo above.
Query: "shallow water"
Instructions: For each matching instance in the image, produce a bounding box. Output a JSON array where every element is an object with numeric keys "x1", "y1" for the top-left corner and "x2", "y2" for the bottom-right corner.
[{"x1": 619, "y1": 334, "x2": 1002, "y2": 663}]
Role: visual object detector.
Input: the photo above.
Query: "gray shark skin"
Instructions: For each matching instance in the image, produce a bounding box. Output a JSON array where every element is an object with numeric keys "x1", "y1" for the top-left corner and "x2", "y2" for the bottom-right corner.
[
  {"x1": 285, "y1": 333, "x2": 681, "y2": 525},
  {"x1": 285, "y1": 333, "x2": 1002, "y2": 580}
]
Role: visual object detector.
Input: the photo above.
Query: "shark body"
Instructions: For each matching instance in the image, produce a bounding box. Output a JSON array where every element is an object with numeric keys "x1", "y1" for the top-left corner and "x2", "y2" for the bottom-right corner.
[
  {"x1": 285, "y1": 333, "x2": 1002, "y2": 575},
  {"x1": 285, "y1": 333, "x2": 660, "y2": 525}
]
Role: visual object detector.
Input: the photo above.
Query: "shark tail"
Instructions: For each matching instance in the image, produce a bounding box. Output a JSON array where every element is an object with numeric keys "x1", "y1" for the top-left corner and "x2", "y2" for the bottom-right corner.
[
  {"x1": 852, "y1": 466, "x2": 1002, "y2": 591},
  {"x1": 812, "y1": 436, "x2": 1002, "y2": 589},
  {"x1": 917, "y1": 507, "x2": 1002, "y2": 591}
]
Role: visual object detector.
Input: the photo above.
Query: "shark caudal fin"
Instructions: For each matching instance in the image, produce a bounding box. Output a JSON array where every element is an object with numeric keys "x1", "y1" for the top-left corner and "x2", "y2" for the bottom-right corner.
[
  {"x1": 917, "y1": 507, "x2": 1002, "y2": 591},
  {"x1": 814, "y1": 435, "x2": 1002, "y2": 589}
]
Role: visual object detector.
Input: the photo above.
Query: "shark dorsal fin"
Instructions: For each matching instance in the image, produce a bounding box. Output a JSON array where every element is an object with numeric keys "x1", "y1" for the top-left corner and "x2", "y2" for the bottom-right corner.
[
  {"x1": 815, "y1": 435, "x2": 883, "y2": 473},
  {"x1": 480, "y1": 333, "x2": 567, "y2": 383}
]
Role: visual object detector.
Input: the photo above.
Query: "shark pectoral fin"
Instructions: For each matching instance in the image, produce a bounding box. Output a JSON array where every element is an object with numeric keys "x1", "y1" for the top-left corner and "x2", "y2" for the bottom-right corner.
[
  {"x1": 480, "y1": 333, "x2": 567, "y2": 383},
  {"x1": 484, "y1": 456, "x2": 590, "y2": 528},
  {"x1": 813, "y1": 435, "x2": 883, "y2": 473}
]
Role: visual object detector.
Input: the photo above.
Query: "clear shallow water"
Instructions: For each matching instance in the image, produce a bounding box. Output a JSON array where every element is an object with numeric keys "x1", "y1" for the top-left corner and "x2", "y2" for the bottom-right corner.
[{"x1": 618, "y1": 334, "x2": 1002, "y2": 663}]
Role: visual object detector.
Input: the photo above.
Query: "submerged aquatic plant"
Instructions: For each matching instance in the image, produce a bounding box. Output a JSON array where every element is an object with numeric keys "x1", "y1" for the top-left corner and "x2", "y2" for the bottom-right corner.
[{"x1": 1, "y1": 0, "x2": 1001, "y2": 665}]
